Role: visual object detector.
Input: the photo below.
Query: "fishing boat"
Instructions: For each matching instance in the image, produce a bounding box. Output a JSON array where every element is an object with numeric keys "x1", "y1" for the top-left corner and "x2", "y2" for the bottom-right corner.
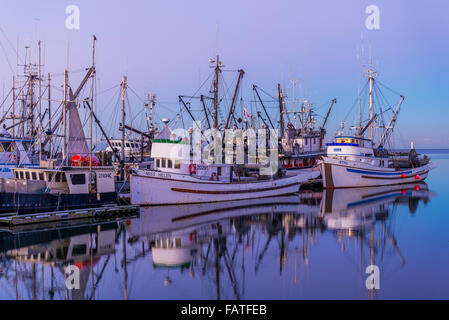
[
  {"x1": 131, "y1": 132, "x2": 319, "y2": 205},
  {"x1": 131, "y1": 57, "x2": 320, "y2": 205},
  {"x1": 252, "y1": 83, "x2": 336, "y2": 171},
  {"x1": 0, "y1": 36, "x2": 117, "y2": 214},
  {"x1": 318, "y1": 64, "x2": 434, "y2": 188}
]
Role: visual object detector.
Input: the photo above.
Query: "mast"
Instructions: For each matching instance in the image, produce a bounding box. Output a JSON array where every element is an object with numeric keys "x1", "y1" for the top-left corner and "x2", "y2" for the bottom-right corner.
[
  {"x1": 28, "y1": 67, "x2": 34, "y2": 139},
  {"x1": 38, "y1": 40, "x2": 42, "y2": 162},
  {"x1": 89, "y1": 35, "x2": 96, "y2": 191},
  {"x1": 368, "y1": 64, "x2": 376, "y2": 141},
  {"x1": 62, "y1": 69, "x2": 68, "y2": 164},
  {"x1": 47, "y1": 73, "x2": 51, "y2": 157},
  {"x1": 277, "y1": 84, "x2": 284, "y2": 138},
  {"x1": 149, "y1": 94, "x2": 155, "y2": 135},
  {"x1": 213, "y1": 55, "x2": 220, "y2": 129},
  {"x1": 120, "y1": 76, "x2": 127, "y2": 181},
  {"x1": 12, "y1": 76, "x2": 15, "y2": 137}
]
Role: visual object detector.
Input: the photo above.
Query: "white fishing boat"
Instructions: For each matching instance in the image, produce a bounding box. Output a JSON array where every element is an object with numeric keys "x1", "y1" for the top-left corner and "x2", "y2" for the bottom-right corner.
[
  {"x1": 131, "y1": 136, "x2": 319, "y2": 205},
  {"x1": 318, "y1": 64, "x2": 434, "y2": 188},
  {"x1": 131, "y1": 57, "x2": 320, "y2": 205}
]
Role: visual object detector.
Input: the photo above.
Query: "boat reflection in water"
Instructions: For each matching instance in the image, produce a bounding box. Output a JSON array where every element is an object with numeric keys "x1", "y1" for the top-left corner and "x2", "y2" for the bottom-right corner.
[
  {"x1": 0, "y1": 219, "x2": 123, "y2": 300},
  {"x1": 0, "y1": 182, "x2": 435, "y2": 299}
]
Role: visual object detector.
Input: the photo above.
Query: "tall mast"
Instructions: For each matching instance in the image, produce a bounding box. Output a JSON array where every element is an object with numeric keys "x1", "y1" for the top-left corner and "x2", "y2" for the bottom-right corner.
[
  {"x1": 28, "y1": 67, "x2": 34, "y2": 139},
  {"x1": 47, "y1": 73, "x2": 51, "y2": 158},
  {"x1": 38, "y1": 40, "x2": 42, "y2": 162},
  {"x1": 12, "y1": 76, "x2": 15, "y2": 137},
  {"x1": 368, "y1": 63, "x2": 376, "y2": 141},
  {"x1": 62, "y1": 69, "x2": 68, "y2": 164},
  {"x1": 89, "y1": 35, "x2": 96, "y2": 190},
  {"x1": 120, "y1": 76, "x2": 127, "y2": 181},
  {"x1": 277, "y1": 84, "x2": 284, "y2": 138},
  {"x1": 213, "y1": 55, "x2": 219, "y2": 129},
  {"x1": 148, "y1": 94, "x2": 155, "y2": 135}
]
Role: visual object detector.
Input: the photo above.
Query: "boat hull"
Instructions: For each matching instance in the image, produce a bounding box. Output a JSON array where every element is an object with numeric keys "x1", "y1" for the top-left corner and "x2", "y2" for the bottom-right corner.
[
  {"x1": 130, "y1": 169, "x2": 320, "y2": 205},
  {"x1": 0, "y1": 191, "x2": 117, "y2": 214},
  {"x1": 319, "y1": 156, "x2": 430, "y2": 188}
]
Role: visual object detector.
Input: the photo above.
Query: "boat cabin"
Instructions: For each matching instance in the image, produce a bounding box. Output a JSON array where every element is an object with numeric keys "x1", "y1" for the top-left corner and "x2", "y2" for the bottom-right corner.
[{"x1": 7, "y1": 167, "x2": 115, "y2": 194}]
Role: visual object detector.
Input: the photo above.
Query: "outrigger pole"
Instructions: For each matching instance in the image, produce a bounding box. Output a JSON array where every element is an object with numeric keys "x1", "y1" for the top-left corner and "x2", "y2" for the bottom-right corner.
[
  {"x1": 200, "y1": 95, "x2": 211, "y2": 130},
  {"x1": 224, "y1": 69, "x2": 244, "y2": 130},
  {"x1": 83, "y1": 99, "x2": 120, "y2": 161},
  {"x1": 321, "y1": 98, "x2": 337, "y2": 130},
  {"x1": 361, "y1": 113, "x2": 378, "y2": 136},
  {"x1": 377, "y1": 95, "x2": 405, "y2": 148},
  {"x1": 253, "y1": 85, "x2": 274, "y2": 129}
]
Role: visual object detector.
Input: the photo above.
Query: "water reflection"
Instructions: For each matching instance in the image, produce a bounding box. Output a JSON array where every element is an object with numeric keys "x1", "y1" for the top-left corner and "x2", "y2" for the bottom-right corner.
[{"x1": 0, "y1": 183, "x2": 435, "y2": 299}]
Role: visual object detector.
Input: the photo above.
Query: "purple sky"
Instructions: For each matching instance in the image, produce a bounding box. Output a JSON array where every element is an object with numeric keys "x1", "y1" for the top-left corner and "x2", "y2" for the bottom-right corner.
[{"x1": 0, "y1": 0, "x2": 448, "y2": 148}]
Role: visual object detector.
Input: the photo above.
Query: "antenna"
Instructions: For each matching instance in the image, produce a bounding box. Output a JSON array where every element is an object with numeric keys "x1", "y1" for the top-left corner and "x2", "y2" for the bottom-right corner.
[{"x1": 216, "y1": 22, "x2": 219, "y2": 56}]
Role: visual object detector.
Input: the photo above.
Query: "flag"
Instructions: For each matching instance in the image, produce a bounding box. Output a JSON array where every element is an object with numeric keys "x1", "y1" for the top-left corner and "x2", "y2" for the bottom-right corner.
[{"x1": 243, "y1": 106, "x2": 250, "y2": 118}]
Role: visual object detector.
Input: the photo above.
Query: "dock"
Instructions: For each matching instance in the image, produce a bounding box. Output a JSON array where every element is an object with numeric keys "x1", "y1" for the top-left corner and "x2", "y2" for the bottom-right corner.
[{"x1": 0, "y1": 205, "x2": 139, "y2": 227}]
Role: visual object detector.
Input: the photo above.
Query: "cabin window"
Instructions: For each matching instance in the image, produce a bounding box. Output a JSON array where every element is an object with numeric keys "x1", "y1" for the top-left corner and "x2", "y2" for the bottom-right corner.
[
  {"x1": 126, "y1": 143, "x2": 130, "y2": 147},
  {"x1": 48, "y1": 173, "x2": 52, "y2": 182},
  {"x1": 14, "y1": 172, "x2": 19, "y2": 179},
  {"x1": 25, "y1": 172, "x2": 30, "y2": 180},
  {"x1": 62, "y1": 173, "x2": 67, "y2": 182},
  {"x1": 71, "y1": 174, "x2": 86, "y2": 185},
  {"x1": 156, "y1": 159, "x2": 160, "y2": 168},
  {"x1": 31, "y1": 172, "x2": 37, "y2": 180},
  {"x1": 217, "y1": 167, "x2": 222, "y2": 176},
  {"x1": 55, "y1": 173, "x2": 61, "y2": 182},
  {"x1": 72, "y1": 244, "x2": 87, "y2": 256},
  {"x1": 167, "y1": 160, "x2": 173, "y2": 168},
  {"x1": 56, "y1": 247, "x2": 68, "y2": 260},
  {"x1": 175, "y1": 238, "x2": 181, "y2": 248},
  {"x1": 19, "y1": 171, "x2": 24, "y2": 179},
  {"x1": 175, "y1": 160, "x2": 180, "y2": 169},
  {"x1": 39, "y1": 173, "x2": 44, "y2": 180},
  {"x1": 162, "y1": 159, "x2": 166, "y2": 168},
  {"x1": 2, "y1": 142, "x2": 13, "y2": 152}
]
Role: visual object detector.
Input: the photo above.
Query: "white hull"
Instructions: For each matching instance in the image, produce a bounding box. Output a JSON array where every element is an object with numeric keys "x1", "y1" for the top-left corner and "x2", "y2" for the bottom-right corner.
[
  {"x1": 319, "y1": 156, "x2": 431, "y2": 188},
  {"x1": 130, "y1": 169, "x2": 320, "y2": 205}
]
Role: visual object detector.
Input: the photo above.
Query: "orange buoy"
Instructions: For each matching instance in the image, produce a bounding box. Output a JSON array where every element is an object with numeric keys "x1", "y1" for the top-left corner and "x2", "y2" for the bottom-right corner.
[{"x1": 71, "y1": 154, "x2": 84, "y2": 166}]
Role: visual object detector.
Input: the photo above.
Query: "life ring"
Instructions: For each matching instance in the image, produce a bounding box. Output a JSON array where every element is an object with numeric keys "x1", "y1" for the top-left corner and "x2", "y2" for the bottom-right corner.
[
  {"x1": 8, "y1": 154, "x2": 16, "y2": 161},
  {"x1": 188, "y1": 164, "x2": 196, "y2": 174}
]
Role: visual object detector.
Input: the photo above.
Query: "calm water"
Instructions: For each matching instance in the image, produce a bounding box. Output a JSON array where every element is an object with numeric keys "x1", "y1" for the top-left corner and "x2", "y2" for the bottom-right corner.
[{"x1": 0, "y1": 150, "x2": 448, "y2": 300}]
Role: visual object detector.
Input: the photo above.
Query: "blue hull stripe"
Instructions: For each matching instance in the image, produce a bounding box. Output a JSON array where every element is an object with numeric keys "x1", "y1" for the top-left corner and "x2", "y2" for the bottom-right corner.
[{"x1": 346, "y1": 168, "x2": 412, "y2": 176}]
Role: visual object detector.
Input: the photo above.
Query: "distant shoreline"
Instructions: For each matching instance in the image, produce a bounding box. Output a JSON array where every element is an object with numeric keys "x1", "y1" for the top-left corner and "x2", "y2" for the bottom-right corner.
[{"x1": 394, "y1": 148, "x2": 449, "y2": 154}]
